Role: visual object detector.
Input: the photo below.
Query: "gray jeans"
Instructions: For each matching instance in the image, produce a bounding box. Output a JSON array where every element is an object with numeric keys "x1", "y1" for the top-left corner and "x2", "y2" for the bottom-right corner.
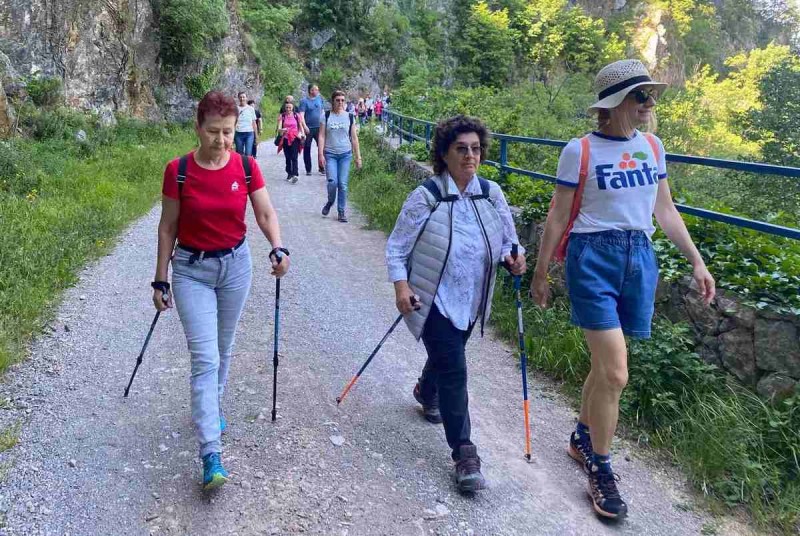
[{"x1": 172, "y1": 241, "x2": 252, "y2": 458}]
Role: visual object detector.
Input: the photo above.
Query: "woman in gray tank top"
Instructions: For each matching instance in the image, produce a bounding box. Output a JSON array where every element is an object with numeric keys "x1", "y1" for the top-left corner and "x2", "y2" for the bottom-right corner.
[{"x1": 318, "y1": 90, "x2": 362, "y2": 222}]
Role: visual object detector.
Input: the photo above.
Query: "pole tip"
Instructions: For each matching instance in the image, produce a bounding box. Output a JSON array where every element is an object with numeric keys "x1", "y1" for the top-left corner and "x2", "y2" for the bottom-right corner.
[
  {"x1": 525, "y1": 453, "x2": 532, "y2": 462},
  {"x1": 271, "y1": 410, "x2": 277, "y2": 422},
  {"x1": 335, "y1": 397, "x2": 342, "y2": 405}
]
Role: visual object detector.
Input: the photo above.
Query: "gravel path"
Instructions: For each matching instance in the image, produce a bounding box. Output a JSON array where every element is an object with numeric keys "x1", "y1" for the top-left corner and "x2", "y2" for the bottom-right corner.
[{"x1": 0, "y1": 146, "x2": 751, "y2": 536}]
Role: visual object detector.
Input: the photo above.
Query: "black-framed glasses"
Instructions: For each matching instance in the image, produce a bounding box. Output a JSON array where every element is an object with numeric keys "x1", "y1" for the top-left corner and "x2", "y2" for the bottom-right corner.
[
  {"x1": 334, "y1": 98, "x2": 345, "y2": 102},
  {"x1": 630, "y1": 88, "x2": 658, "y2": 104},
  {"x1": 454, "y1": 145, "x2": 483, "y2": 157}
]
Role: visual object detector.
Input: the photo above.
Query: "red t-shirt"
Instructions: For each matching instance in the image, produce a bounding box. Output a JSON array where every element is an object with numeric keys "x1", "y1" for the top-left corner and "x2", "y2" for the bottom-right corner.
[{"x1": 162, "y1": 151, "x2": 266, "y2": 250}]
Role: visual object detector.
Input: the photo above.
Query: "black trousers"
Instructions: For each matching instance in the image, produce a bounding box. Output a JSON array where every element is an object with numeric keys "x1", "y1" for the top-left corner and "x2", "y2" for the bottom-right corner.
[
  {"x1": 419, "y1": 303, "x2": 475, "y2": 461},
  {"x1": 302, "y1": 126, "x2": 323, "y2": 173},
  {"x1": 283, "y1": 138, "x2": 301, "y2": 177}
]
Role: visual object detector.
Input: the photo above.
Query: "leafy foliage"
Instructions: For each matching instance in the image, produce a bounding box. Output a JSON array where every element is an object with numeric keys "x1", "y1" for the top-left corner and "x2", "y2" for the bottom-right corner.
[
  {"x1": 156, "y1": 0, "x2": 229, "y2": 67},
  {"x1": 25, "y1": 75, "x2": 63, "y2": 107},
  {"x1": 747, "y1": 58, "x2": 800, "y2": 166},
  {"x1": 185, "y1": 62, "x2": 222, "y2": 100},
  {"x1": 455, "y1": 1, "x2": 516, "y2": 87}
]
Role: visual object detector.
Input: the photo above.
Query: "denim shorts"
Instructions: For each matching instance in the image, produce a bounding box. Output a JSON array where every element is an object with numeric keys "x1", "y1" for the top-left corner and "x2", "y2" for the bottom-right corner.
[{"x1": 565, "y1": 230, "x2": 658, "y2": 338}]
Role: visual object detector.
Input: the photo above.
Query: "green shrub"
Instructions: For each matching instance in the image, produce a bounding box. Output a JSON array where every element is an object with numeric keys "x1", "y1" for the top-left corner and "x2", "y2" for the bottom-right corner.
[
  {"x1": 185, "y1": 62, "x2": 223, "y2": 100},
  {"x1": 25, "y1": 75, "x2": 63, "y2": 107},
  {"x1": 157, "y1": 0, "x2": 229, "y2": 67}
]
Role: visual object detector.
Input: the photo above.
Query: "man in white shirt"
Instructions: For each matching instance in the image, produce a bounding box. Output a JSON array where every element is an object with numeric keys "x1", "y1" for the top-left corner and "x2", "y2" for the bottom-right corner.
[{"x1": 235, "y1": 91, "x2": 258, "y2": 156}]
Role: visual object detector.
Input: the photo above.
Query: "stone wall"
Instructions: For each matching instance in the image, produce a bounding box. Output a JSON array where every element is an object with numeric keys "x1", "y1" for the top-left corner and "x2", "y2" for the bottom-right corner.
[
  {"x1": 383, "y1": 134, "x2": 800, "y2": 402},
  {"x1": 0, "y1": 0, "x2": 262, "y2": 121}
]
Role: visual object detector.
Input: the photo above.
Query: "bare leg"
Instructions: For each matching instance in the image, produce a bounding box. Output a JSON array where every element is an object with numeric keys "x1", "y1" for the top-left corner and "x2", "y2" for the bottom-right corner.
[
  {"x1": 583, "y1": 328, "x2": 628, "y2": 456},
  {"x1": 578, "y1": 369, "x2": 595, "y2": 425}
]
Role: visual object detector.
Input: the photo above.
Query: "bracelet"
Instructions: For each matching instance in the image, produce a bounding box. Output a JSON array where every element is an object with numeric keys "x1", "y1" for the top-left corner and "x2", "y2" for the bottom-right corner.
[{"x1": 151, "y1": 281, "x2": 171, "y2": 294}]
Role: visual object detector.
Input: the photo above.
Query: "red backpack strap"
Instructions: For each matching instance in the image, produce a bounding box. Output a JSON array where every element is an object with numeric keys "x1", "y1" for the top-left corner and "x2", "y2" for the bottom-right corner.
[
  {"x1": 643, "y1": 132, "x2": 660, "y2": 161},
  {"x1": 553, "y1": 135, "x2": 591, "y2": 262}
]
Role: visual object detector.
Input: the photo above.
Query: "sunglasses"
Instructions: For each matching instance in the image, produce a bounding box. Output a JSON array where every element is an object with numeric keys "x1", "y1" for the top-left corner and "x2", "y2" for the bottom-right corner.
[
  {"x1": 629, "y1": 88, "x2": 658, "y2": 104},
  {"x1": 454, "y1": 145, "x2": 483, "y2": 157}
]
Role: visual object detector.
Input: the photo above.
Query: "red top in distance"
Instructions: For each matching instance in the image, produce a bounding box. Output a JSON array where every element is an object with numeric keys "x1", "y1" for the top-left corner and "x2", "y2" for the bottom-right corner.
[{"x1": 162, "y1": 151, "x2": 265, "y2": 250}]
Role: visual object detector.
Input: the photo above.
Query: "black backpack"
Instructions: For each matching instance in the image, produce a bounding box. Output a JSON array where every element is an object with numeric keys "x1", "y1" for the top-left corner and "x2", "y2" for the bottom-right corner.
[{"x1": 176, "y1": 154, "x2": 252, "y2": 197}]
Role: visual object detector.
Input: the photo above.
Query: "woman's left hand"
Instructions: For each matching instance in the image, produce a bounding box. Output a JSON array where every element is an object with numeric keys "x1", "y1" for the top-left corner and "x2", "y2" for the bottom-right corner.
[
  {"x1": 271, "y1": 254, "x2": 290, "y2": 278},
  {"x1": 692, "y1": 262, "x2": 716, "y2": 305},
  {"x1": 355, "y1": 157, "x2": 362, "y2": 170},
  {"x1": 504, "y1": 254, "x2": 526, "y2": 276}
]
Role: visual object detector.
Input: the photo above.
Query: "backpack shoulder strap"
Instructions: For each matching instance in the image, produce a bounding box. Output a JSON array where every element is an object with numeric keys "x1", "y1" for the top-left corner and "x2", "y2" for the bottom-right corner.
[
  {"x1": 177, "y1": 155, "x2": 189, "y2": 198},
  {"x1": 325, "y1": 110, "x2": 330, "y2": 121},
  {"x1": 421, "y1": 178, "x2": 443, "y2": 203},
  {"x1": 643, "y1": 132, "x2": 661, "y2": 162},
  {"x1": 577, "y1": 135, "x2": 591, "y2": 186},
  {"x1": 241, "y1": 155, "x2": 252, "y2": 186}
]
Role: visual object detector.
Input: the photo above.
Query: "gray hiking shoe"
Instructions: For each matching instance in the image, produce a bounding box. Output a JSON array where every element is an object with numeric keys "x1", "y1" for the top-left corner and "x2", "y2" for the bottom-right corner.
[
  {"x1": 413, "y1": 382, "x2": 442, "y2": 424},
  {"x1": 454, "y1": 444, "x2": 485, "y2": 493}
]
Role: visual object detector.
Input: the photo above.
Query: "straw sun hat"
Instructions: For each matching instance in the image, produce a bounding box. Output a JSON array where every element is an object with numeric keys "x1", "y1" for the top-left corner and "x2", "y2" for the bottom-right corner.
[{"x1": 588, "y1": 59, "x2": 667, "y2": 112}]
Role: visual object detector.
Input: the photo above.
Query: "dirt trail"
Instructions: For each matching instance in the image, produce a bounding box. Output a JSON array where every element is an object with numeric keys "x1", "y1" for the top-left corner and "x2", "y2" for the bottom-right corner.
[{"x1": 0, "y1": 147, "x2": 747, "y2": 535}]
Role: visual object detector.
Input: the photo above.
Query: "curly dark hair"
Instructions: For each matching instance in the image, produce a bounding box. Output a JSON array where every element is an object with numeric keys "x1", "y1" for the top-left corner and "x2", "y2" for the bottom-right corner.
[{"x1": 431, "y1": 115, "x2": 490, "y2": 175}]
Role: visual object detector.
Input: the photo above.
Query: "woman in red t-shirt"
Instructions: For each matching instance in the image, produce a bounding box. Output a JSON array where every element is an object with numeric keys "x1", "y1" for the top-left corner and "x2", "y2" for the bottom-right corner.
[{"x1": 152, "y1": 91, "x2": 290, "y2": 491}]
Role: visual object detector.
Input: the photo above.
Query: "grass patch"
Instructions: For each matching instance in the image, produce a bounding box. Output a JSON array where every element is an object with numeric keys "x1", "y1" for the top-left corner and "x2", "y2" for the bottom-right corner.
[
  {"x1": 0, "y1": 423, "x2": 20, "y2": 453},
  {"x1": 354, "y1": 128, "x2": 800, "y2": 534},
  {"x1": 0, "y1": 117, "x2": 195, "y2": 372}
]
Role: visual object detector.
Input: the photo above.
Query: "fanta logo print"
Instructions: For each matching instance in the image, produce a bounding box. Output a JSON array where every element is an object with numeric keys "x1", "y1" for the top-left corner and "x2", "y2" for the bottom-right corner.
[
  {"x1": 596, "y1": 152, "x2": 657, "y2": 190},
  {"x1": 231, "y1": 181, "x2": 239, "y2": 192}
]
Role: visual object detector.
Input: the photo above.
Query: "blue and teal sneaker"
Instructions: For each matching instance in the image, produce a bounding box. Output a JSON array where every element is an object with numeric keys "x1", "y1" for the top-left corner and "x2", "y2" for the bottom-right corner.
[
  {"x1": 220, "y1": 415, "x2": 227, "y2": 434},
  {"x1": 202, "y1": 452, "x2": 229, "y2": 491}
]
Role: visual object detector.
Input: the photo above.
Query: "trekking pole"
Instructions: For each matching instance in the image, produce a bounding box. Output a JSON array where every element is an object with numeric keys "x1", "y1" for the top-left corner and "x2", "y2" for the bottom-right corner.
[
  {"x1": 510, "y1": 244, "x2": 533, "y2": 461},
  {"x1": 270, "y1": 251, "x2": 285, "y2": 422},
  {"x1": 336, "y1": 298, "x2": 416, "y2": 405},
  {"x1": 124, "y1": 291, "x2": 170, "y2": 397}
]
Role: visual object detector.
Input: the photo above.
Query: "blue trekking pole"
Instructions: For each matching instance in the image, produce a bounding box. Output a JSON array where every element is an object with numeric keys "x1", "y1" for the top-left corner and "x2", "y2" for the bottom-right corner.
[
  {"x1": 269, "y1": 250, "x2": 287, "y2": 422},
  {"x1": 510, "y1": 244, "x2": 532, "y2": 461}
]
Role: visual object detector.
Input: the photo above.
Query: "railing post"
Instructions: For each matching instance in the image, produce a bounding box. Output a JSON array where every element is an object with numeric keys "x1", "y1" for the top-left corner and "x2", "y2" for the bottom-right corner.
[
  {"x1": 425, "y1": 124, "x2": 432, "y2": 150},
  {"x1": 398, "y1": 116, "x2": 403, "y2": 145},
  {"x1": 499, "y1": 138, "x2": 508, "y2": 181}
]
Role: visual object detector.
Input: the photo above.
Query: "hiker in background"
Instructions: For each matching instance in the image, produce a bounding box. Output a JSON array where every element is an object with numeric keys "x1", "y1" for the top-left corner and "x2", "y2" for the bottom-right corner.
[
  {"x1": 530, "y1": 59, "x2": 715, "y2": 520},
  {"x1": 277, "y1": 100, "x2": 305, "y2": 184},
  {"x1": 356, "y1": 98, "x2": 368, "y2": 126},
  {"x1": 247, "y1": 99, "x2": 262, "y2": 158},
  {"x1": 385, "y1": 115, "x2": 525, "y2": 493},
  {"x1": 152, "y1": 90, "x2": 289, "y2": 491},
  {"x1": 318, "y1": 90, "x2": 362, "y2": 223},
  {"x1": 374, "y1": 97, "x2": 383, "y2": 122},
  {"x1": 234, "y1": 91, "x2": 257, "y2": 156},
  {"x1": 365, "y1": 95, "x2": 374, "y2": 121},
  {"x1": 299, "y1": 84, "x2": 325, "y2": 176},
  {"x1": 346, "y1": 99, "x2": 355, "y2": 115}
]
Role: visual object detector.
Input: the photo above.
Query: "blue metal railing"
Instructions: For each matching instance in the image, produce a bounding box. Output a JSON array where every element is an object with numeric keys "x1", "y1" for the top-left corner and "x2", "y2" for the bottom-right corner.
[{"x1": 382, "y1": 110, "x2": 800, "y2": 241}]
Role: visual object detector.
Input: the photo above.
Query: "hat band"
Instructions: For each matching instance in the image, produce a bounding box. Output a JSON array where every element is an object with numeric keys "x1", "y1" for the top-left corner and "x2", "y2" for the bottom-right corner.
[{"x1": 597, "y1": 75, "x2": 653, "y2": 100}]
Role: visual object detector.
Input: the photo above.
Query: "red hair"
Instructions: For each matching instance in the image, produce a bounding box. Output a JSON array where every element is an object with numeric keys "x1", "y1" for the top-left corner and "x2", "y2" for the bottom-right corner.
[{"x1": 197, "y1": 91, "x2": 238, "y2": 126}]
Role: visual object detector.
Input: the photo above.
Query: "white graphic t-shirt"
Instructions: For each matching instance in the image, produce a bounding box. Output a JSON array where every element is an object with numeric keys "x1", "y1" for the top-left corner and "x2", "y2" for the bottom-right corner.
[
  {"x1": 236, "y1": 105, "x2": 257, "y2": 133},
  {"x1": 556, "y1": 131, "x2": 667, "y2": 238}
]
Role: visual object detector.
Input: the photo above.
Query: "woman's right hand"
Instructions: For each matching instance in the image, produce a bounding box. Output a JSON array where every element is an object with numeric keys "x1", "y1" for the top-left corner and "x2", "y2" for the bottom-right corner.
[
  {"x1": 318, "y1": 156, "x2": 325, "y2": 171},
  {"x1": 394, "y1": 282, "x2": 420, "y2": 315},
  {"x1": 152, "y1": 289, "x2": 172, "y2": 312},
  {"x1": 529, "y1": 272, "x2": 550, "y2": 308}
]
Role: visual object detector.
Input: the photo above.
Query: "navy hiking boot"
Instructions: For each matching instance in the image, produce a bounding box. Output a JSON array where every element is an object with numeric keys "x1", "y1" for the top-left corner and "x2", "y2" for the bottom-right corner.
[
  {"x1": 454, "y1": 444, "x2": 485, "y2": 493},
  {"x1": 202, "y1": 452, "x2": 229, "y2": 491},
  {"x1": 322, "y1": 202, "x2": 333, "y2": 216},
  {"x1": 568, "y1": 430, "x2": 593, "y2": 466},
  {"x1": 413, "y1": 382, "x2": 442, "y2": 424},
  {"x1": 587, "y1": 461, "x2": 628, "y2": 519},
  {"x1": 338, "y1": 211, "x2": 348, "y2": 223}
]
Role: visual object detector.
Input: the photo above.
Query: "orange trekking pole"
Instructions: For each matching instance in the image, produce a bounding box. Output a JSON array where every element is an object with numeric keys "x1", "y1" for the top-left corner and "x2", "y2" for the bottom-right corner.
[{"x1": 510, "y1": 244, "x2": 532, "y2": 460}]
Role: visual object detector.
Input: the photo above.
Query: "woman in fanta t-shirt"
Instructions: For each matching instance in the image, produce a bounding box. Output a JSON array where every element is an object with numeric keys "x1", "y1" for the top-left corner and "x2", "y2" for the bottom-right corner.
[
  {"x1": 152, "y1": 91, "x2": 290, "y2": 491},
  {"x1": 530, "y1": 60, "x2": 715, "y2": 520}
]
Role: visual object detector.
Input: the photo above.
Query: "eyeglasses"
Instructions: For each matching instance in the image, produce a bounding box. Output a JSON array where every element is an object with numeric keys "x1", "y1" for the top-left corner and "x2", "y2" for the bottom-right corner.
[
  {"x1": 334, "y1": 98, "x2": 345, "y2": 102},
  {"x1": 630, "y1": 88, "x2": 658, "y2": 104},
  {"x1": 454, "y1": 145, "x2": 483, "y2": 157}
]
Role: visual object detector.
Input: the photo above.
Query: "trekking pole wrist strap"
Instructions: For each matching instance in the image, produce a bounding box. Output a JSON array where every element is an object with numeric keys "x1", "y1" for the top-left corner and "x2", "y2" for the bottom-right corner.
[
  {"x1": 269, "y1": 247, "x2": 290, "y2": 263},
  {"x1": 151, "y1": 281, "x2": 171, "y2": 294}
]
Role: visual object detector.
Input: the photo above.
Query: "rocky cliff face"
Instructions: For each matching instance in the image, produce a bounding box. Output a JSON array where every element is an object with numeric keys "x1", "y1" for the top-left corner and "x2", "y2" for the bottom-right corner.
[{"x1": 0, "y1": 0, "x2": 262, "y2": 121}]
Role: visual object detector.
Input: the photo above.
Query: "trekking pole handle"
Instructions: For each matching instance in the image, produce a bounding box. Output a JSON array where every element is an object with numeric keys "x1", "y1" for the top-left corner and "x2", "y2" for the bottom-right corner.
[
  {"x1": 269, "y1": 247, "x2": 290, "y2": 265},
  {"x1": 511, "y1": 243, "x2": 518, "y2": 260}
]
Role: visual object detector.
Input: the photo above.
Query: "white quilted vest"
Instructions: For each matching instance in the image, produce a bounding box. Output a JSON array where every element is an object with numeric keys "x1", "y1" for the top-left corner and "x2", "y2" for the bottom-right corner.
[{"x1": 404, "y1": 174, "x2": 505, "y2": 340}]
